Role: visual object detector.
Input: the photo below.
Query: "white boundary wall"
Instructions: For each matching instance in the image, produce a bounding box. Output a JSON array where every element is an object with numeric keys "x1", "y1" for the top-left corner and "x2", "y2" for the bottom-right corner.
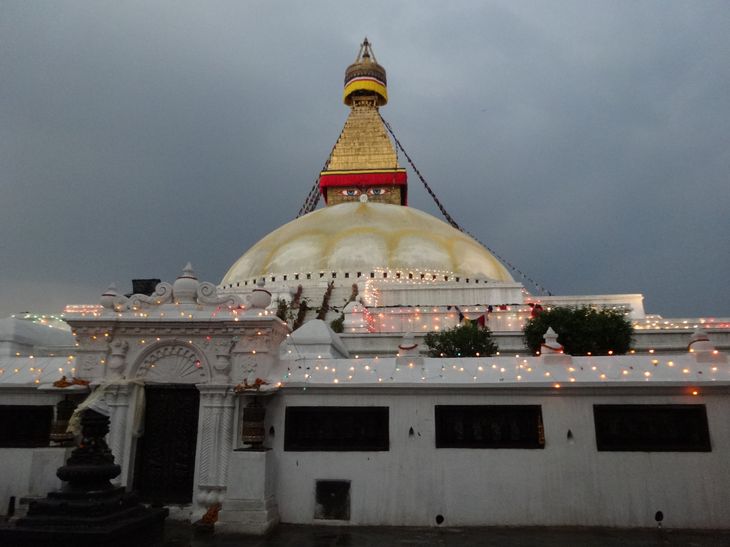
[{"x1": 262, "y1": 388, "x2": 730, "y2": 529}]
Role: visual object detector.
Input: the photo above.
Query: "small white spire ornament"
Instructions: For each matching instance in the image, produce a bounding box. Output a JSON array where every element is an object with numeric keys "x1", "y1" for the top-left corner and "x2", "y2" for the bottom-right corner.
[
  {"x1": 173, "y1": 262, "x2": 199, "y2": 303},
  {"x1": 688, "y1": 329, "x2": 727, "y2": 363},
  {"x1": 541, "y1": 327, "x2": 572, "y2": 365},
  {"x1": 246, "y1": 279, "x2": 272, "y2": 316}
]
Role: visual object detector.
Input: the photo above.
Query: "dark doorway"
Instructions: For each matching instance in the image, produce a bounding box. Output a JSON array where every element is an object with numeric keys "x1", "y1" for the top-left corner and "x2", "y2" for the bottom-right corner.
[{"x1": 134, "y1": 384, "x2": 200, "y2": 504}]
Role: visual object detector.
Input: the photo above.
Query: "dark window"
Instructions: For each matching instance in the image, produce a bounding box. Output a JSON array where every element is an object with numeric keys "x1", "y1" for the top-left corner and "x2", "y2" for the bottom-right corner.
[
  {"x1": 0, "y1": 405, "x2": 53, "y2": 447},
  {"x1": 285, "y1": 406, "x2": 389, "y2": 451},
  {"x1": 435, "y1": 405, "x2": 545, "y2": 449},
  {"x1": 593, "y1": 404, "x2": 711, "y2": 452},
  {"x1": 315, "y1": 480, "x2": 350, "y2": 520}
]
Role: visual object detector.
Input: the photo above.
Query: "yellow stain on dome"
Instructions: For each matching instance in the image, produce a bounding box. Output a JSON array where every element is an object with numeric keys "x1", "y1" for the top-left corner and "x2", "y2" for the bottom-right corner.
[{"x1": 222, "y1": 203, "x2": 514, "y2": 283}]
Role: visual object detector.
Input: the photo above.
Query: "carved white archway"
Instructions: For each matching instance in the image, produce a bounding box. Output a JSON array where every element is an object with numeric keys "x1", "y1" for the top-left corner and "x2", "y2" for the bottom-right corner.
[{"x1": 133, "y1": 340, "x2": 211, "y2": 384}]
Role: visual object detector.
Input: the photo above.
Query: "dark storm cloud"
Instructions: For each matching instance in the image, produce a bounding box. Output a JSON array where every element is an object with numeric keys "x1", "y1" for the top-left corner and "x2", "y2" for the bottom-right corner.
[{"x1": 1, "y1": 1, "x2": 728, "y2": 317}]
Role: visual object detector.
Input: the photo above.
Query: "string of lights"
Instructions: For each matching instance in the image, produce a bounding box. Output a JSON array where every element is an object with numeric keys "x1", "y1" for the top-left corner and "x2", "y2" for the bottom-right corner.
[{"x1": 379, "y1": 114, "x2": 553, "y2": 297}]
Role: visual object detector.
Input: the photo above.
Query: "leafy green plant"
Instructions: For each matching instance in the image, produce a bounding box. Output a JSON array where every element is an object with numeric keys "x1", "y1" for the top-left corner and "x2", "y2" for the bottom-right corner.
[
  {"x1": 275, "y1": 298, "x2": 289, "y2": 322},
  {"x1": 292, "y1": 299, "x2": 310, "y2": 331},
  {"x1": 424, "y1": 322, "x2": 498, "y2": 357},
  {"x1": 316, "y1": 281, "x2": 335, "y2": 321},
  {"x1": 523, "y1": 307, "x2": 633, "y2": 356},
  {"x1": 330, "y1": 314, "x2": 345, "y2": 333}
]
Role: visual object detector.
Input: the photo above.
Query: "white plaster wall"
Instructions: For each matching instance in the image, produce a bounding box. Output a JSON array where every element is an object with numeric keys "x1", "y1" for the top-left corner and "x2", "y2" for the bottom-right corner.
[
  {"x1": 0, "y1": 448, "x2": 70, "y2": 515},
  {"x1": 377, "y1": 284, "x2": 524, "y2": 307},
  {"x1": 263, "y1": 391, "x2": 730, "y2": 529}
]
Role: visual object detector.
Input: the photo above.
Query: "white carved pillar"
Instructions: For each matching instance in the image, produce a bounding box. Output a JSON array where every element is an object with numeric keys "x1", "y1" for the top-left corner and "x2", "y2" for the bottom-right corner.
[
  {"x1": 193, "y1": 384, "x2": 236, "y2": 519},
  {"x1": 107, "y1": 339, "x2": 129, "y2": 381},
  {"x1": 105, "y1": 383, "x2": 132, "y2": 487}
]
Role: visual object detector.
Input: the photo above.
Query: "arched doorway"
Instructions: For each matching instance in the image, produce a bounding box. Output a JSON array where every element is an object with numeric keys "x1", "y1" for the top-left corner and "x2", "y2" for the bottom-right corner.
[
  {"x1": 134, "y1": 384, "x2": 200, "y2": 503},
  {"x1": 132, "y1": 343, "x2": 210, "y2": 504}
]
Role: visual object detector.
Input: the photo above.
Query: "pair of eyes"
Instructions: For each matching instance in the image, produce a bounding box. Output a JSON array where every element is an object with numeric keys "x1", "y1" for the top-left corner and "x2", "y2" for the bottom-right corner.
[{"x1": 340, "y1": 188, "x2": 389, "y2": 196}]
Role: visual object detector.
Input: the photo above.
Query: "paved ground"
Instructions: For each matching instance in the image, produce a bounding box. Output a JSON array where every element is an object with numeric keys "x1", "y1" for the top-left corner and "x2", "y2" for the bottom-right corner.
[{"x1": 157, "y1": 521, "x2": 730, "y2": 547}]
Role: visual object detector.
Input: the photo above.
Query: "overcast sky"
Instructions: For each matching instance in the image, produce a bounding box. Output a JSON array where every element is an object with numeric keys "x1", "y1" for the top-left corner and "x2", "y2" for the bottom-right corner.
[{"x1": 1, "y1": 1, "x2": 728, "y2": 319}]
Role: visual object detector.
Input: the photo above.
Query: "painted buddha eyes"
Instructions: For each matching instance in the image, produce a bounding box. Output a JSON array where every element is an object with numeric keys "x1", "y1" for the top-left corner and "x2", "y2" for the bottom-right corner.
[{"x1": 339, "y1": 187, "x2": 389, "y2": 197}]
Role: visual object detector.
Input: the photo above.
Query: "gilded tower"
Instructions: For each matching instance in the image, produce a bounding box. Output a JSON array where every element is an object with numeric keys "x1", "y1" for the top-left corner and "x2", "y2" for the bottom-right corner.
[{"x1": 319, "y1": 39, "x2": 408, "y2": 206}]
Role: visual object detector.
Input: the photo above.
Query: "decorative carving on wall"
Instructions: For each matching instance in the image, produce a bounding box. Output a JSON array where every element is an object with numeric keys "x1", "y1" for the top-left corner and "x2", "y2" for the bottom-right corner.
[
  {"x1": 198, "y1": 282, "x2": 241, "y2": 307},
  {"x1": 108, "y1": 340, "x2": 129, "y2": 373},
  {"x1": 77, "y1": 352, "x2": 104, "y2": 379},
  {"x1": 212, "y1": 340, "x2": 234, "y2": 383},
  {"x1": 127, "y1": 282, "x2": 174, "y2": 309},
  {"x1": 136, "y1": 344, "x2": 209, "y2": 384}
]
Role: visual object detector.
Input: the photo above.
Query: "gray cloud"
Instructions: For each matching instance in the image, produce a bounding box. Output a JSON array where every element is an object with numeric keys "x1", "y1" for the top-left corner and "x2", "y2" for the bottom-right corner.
[{"x1": 1, "y1": 1, "x2": 728, "y2": 318}]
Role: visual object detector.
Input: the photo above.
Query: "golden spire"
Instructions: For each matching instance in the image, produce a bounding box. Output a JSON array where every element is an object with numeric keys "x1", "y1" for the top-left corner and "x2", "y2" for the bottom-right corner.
[{"x1": 319, "y1": 39, "x2": 407, "y2": 206}]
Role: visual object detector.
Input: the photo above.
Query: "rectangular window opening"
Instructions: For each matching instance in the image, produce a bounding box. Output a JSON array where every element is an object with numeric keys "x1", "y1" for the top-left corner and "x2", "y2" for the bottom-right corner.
[
  {"x1": 0, "y1": 405, "x2": 53, "y2": 448},
  {"x1": 593, "y1": 404, "x2": 711, "y2": 452},
  {"x1": 315, "y1": 480, "x2": 350, "y2": 520},
  {"x1": 285, "y1": 406, "x2": 389, "y2": 451},
  {"x1": 435, "y1": 405, "x2": 545, "y2": 449}
]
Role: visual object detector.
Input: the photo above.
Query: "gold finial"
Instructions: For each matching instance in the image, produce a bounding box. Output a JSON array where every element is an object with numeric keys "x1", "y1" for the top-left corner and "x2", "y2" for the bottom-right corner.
[{"x1": 344, "y1": 38, "x2": 387, "y2": 106}]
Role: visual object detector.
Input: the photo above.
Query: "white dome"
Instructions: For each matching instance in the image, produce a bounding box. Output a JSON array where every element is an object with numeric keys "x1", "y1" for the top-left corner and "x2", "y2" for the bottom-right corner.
[{"x1": 221, "y1": 203, "x2": 513, "y2": 284}]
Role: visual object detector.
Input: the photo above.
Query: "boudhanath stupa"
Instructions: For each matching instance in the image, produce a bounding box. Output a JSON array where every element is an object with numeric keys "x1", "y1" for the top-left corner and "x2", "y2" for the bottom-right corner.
[{"x1": 0, "y1": 39, "x2": 728, "y2": 535}]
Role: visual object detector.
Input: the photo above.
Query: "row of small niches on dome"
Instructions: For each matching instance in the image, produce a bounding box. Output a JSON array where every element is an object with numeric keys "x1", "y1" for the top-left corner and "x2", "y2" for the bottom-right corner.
[
  {"x1": 236, "y1": 404, "x2": 712, "y2": 453},
  {"x1": 225, "y1": 271, "x2": 502, "y2": 289}
]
